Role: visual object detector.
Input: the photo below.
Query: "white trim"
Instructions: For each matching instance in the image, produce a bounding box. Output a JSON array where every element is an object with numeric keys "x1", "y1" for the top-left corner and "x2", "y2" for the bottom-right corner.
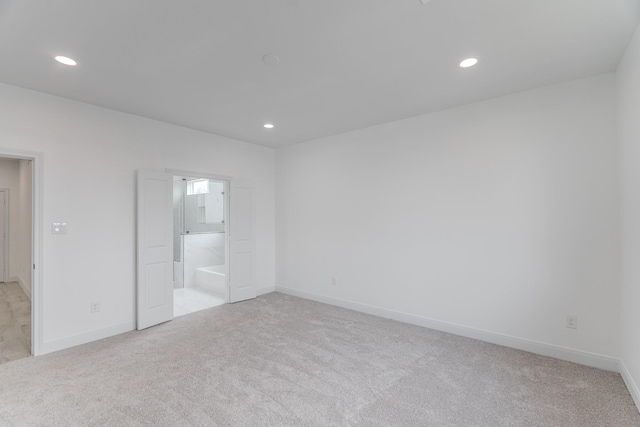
[
  {"x1": 33, "y1": 154, "x2": 43, "y2": 356},
  {"x1": 620, "y1": 360, "x2": 640, "y2": 413},
  {"x1": 0, "y1": 148, "x2": 41, "y2": 356},
  {"x1": 256, "y1": 285, "x2": 275, "y2": 296},
  {"x1": 275, "y1": 286, "x2": 619, "y2": 372},
  {"x1": 16, "y1": 275, "x2": 31, "y2": 300},
  {"x1": 40, "y1": 320, "x2": 135, "y2": 355},
  {"x1": 165, "y1": 168, "x2": 232, "y2": 183}
]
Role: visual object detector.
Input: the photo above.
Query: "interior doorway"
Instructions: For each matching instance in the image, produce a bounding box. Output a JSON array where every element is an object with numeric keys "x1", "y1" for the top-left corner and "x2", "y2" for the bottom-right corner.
[
  {"x1": 0, "y1": 154, "x2": 37, "y2": 363},
  {"x1": 172, "y1": 174, "x2": 229, "y2": 317},
  {"x1": 137, "y1": 169, "x2": 256, "y2": 331}
]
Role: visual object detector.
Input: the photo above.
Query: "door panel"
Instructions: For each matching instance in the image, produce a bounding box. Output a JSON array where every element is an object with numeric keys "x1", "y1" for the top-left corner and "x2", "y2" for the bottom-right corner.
[
  {"x1": 146, "y1": 262, "x2": 169, "y2": 309},
  {"x1": 137, "y1": 170, "x2": 173, "y2": 329},
  {"x1": 229, "y1": 180, "x2": 256, "y2": 303}
]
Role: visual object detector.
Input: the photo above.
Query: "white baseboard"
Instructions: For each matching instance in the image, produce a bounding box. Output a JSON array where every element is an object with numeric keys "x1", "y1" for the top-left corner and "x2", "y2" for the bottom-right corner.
[
  {"x1": 40, "y1": 320, "x2": 135, "y2": 355},
  {"x1": 620, "y1": 360, "x2": 640, "y2": 413},
  {"x1": 275, "y1": 285, "x2": 619, "y2": 372},
  {"x1": 256, "y1": 285, "x2": 275, "y2": 296}
]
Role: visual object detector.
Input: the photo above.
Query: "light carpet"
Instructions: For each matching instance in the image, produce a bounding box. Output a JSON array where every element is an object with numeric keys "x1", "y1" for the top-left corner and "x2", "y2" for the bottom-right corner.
[{"x1": 0, "y1": 292, "x2": 638, "y2": 426}]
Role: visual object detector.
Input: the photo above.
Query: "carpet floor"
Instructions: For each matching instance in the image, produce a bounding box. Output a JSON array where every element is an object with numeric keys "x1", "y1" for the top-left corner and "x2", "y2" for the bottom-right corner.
[{"x1": 0, "y1": 292, "x2": 638, "y2": 426}]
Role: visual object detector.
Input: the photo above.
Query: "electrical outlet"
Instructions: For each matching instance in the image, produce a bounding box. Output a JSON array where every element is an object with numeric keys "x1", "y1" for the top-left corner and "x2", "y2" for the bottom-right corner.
[
  {"x1": 91, "y1": 301, "x2": 100, "y2": 313},
  {"x1": 566, "y1": 315, "x2": 577, "y2": 329},
  {"x1": 331, "y1": 277, "x2": 337, "y2": 286}
]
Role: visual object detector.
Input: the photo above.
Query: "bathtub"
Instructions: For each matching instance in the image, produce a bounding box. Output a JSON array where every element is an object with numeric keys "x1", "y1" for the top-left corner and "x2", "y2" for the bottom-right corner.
[{"x1": 195, "y1": 265, "x2": 227, "y2": 296}]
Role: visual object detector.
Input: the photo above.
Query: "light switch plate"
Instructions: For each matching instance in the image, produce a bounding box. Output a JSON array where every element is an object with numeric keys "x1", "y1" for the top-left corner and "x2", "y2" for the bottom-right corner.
[{"x1": 52, "y1": 222, "x2": 68, "y2": 234}]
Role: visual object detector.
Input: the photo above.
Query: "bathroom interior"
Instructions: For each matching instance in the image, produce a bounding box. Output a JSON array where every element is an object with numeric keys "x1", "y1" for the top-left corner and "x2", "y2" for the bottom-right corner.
[{"x1": 173, "y1": 175, "x2": 227, "y2": 317}]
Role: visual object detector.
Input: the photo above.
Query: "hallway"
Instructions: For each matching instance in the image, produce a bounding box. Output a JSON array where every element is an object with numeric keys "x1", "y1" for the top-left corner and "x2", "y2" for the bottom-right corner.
[{"x1": 0, "y1": 282, "x2": 30, "y2": 364}]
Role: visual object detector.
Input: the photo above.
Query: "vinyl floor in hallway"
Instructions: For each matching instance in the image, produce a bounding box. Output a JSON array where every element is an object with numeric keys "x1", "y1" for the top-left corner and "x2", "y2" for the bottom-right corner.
[{"x1": 0, "y1": 282, "x2": 31, "y2": 364}]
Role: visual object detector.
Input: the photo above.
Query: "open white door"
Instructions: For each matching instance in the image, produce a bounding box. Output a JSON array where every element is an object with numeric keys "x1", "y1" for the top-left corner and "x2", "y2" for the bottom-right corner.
[
  {"x1": 229, "y1": 180, "x2": 256, "y2": 303},
  {"x1": 137, "y1": 170, "x2": 173, "y2": 329}
]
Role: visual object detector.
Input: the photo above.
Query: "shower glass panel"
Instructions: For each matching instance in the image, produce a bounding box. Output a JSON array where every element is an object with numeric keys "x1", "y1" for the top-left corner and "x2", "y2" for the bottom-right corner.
[
  {"x1": 173, "y1": 178, "x2": 184, "y2": 262},
  {"x1": 173, "y1": 177, "x2": 225, "y2": 262},
  {"x1": 183, "y1": 179, "x2": 224, "y2": 234}
]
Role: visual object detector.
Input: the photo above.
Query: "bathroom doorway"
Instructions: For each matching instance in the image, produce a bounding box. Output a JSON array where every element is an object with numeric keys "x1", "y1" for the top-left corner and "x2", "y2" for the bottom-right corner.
[
  {"x1": 137, "y1": 169, "x2": 255, "y2": 330},
  {"x1": 172, "y1": 174, "x2": 229, "y2": 317}
]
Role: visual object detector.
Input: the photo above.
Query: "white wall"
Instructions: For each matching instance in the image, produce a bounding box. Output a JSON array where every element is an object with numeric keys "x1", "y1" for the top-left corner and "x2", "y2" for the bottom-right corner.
[
  {"x1": 0, "y1": 158, "x2": 19, "y2": 282},
  {"x1": 0, "y1": 82, "x2": 275, "y2": 353},
  {"x1": 618, "y1": 23, "x2": 640, "y2": 409},
  {"x1": 276, "y1": 74, "x2": 620, "y2": 368}
]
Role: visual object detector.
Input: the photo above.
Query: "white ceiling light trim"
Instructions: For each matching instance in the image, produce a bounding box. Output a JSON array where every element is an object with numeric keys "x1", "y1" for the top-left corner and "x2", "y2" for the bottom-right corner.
[
  {"x1": 262, "y1": 54, "x2": 280, "y2": 65},
  {"x1": 54, "y1": 55, "x2": 77, "y2": 66},
  {"x1": 264, "y1": 123, "x2": 274, "y2": 129},
  {"x1": 459, "y1": 57, "x2": 478, "y2": 68}
]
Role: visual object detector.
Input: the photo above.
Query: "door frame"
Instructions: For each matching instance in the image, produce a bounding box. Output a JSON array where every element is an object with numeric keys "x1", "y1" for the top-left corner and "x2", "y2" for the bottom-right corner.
[
  {"x1": 0, "y1": 188, "x2": 8, "y2": 283},
  {"x1": 166, "y1": 169, "x2": 231, "y2": 305},
  {"x1": 0, "y1": 148, "x2": 42, "y2": 356}
]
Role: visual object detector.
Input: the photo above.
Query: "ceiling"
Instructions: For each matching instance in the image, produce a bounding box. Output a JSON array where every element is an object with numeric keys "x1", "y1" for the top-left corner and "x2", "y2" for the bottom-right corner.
[{"x1": 0, "y1": 0, "x2": 638, "y2": 148}]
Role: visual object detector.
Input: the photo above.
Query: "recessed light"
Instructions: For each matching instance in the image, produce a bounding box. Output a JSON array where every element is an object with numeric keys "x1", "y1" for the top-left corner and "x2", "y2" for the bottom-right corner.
[
  {"x1": 264, "y1": 123, "x2": 274, "y2": 129},
  {"x1": 55, "y1": 55, "x2": 77, "y2": 66},
  {"x1": 262, "y1": 54, "x2": 280, "y2": 65},
  {"x1": 459, "y1": 57, "x2": 478, "y2": 68}
]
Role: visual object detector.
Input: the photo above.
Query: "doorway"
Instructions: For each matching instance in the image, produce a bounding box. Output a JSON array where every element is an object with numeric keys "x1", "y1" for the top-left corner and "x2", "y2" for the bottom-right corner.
[
  {"x1": 136, "y1": 169, "x2": 256, "y2": 330},
  {"x1": 0, "y1": 153, "x2": 38, "y2": 362},
  {"x1": 172, "y1": 174, "x2": 228, "y2": 317}
]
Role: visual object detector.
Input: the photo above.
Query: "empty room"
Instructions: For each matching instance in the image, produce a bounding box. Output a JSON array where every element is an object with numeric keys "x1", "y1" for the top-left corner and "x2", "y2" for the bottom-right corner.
[{"x1": 1, "y1": 0, "x2": 639, "y2": 425}]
